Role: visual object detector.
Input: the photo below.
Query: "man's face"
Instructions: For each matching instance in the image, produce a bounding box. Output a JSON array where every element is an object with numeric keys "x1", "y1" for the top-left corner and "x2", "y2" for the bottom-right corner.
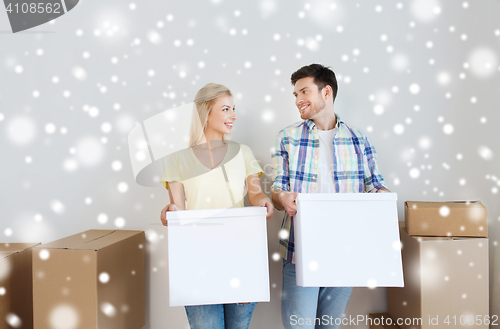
[{"x1": 293, "y1": 77, "x2": 326, "y2": 121}]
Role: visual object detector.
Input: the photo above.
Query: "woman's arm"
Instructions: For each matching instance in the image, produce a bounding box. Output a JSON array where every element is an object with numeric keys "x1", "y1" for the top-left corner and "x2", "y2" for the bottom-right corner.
[
  {"x1": 246, "y1": 173, "x2": 274, "y2": 220},
  {"x1": 160, "y1": 181, "x2": 186, "y2": 226}
]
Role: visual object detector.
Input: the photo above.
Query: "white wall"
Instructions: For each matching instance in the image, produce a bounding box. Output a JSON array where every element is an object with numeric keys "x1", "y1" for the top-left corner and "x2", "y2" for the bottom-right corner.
[{"x1": 1, "y1": 1, "x2": 499, "y2": 328}]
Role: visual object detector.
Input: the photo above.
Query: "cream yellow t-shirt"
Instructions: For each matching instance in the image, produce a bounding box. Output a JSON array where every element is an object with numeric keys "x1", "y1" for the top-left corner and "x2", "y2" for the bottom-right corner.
[{"x1": 160, "y1": 143, "x2": 263, "y2": 210}]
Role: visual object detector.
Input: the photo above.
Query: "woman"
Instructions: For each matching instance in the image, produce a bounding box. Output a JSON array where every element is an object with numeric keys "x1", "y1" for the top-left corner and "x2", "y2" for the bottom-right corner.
[{"x1": 159, "y1": 83, "x2": 273, "y2": 329}]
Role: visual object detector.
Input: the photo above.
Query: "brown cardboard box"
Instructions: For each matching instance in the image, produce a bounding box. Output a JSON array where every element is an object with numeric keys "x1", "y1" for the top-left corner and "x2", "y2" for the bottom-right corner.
[
  {"x1": 32, "y1": 230, "x2": 145, "y2": 329},
  {"x1": 387, "y1": 224, "x2": 488, "y2": 329},
  {"x1": 369, "y1": 313, "x2": 400, "y2": 328},
  {"x1": 405, "y1": 201, "x2": 487, "y2": 237},
  {"x1": 0, "y1": 243, "x2": 39, "y2": 329}
]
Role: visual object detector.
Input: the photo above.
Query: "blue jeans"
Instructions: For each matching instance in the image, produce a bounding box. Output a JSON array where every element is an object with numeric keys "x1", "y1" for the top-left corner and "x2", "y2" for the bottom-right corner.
[
  {"x1": 185, "y1": 303, "x2": 257, "y2": 329},
  {"x1": 281, "y1": 261, "x2": 353, "y2": 329}
]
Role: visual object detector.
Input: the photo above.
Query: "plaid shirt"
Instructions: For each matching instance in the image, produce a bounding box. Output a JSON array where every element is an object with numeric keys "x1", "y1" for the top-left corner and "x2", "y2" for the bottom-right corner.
[{"x1": 271, "y1": 113, "x2": 387, "y2": 263}]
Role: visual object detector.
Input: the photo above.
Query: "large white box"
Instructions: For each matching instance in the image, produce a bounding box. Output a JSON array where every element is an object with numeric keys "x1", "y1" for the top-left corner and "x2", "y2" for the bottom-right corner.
[
  {"x1": 294, "y1": 193, "x2": 403, "y2": 287},
  {"x1": 166, "y1": 206, "x2": 270, "y2": 306}
]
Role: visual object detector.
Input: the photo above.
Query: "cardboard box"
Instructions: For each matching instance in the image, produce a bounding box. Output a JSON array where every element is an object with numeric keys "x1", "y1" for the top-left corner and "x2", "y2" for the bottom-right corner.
[
  {"x1": 32, "y1": 230, "x2": 145, "y2": 329},
  {"x1": 387, "y1": 224, "x2": 489, "y2": 329},
  {"x1": 369, "y1": 313, "x2": 400, "y2": 328},
  {"x1": 0, "y1": 243, "x2": 39, "y2": 329},
  {"x1": 294, "y1": 193, "x2": 403, "y2": 287},
  {"x1": 167, "y1": 206, "x2": 270, "y2": 306},
  {"x1": 405, "y1": 201, "x2": 487, "y2": 237}
]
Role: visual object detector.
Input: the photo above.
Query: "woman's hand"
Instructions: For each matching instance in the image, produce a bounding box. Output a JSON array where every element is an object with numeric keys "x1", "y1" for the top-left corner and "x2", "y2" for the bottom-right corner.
[
  {"x1": 259, "y1": 198, "x2": 274, "y2": 220},
  {"x1": 160, "y1": 204, "x2": 177, "y2": 226}
]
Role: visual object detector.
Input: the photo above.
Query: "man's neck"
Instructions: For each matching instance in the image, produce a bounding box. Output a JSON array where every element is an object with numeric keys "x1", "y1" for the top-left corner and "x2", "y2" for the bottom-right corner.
[{"x1": 312, "y1": 108, "x2": 337, "y2": 131}]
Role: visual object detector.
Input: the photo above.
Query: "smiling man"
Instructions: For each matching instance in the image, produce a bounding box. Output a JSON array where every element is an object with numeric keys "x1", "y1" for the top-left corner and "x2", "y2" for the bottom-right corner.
[{"x1": 271, "y1": 64, "x2": 390, "y2": 329}]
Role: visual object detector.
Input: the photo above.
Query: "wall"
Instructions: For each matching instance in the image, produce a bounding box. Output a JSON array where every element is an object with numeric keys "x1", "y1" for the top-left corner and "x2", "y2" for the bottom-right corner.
[{"x1": 1, "y1": 1, "x2": 499, "y2": 328}]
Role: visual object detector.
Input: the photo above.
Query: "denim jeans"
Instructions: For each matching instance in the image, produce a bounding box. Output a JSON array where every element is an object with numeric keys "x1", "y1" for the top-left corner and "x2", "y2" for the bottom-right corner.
[
  {"x1": 281, "y1": 261, "x2": 353, "y2": 329},
  {"x1": 185, "y1": 303, "x2": 257, "y2": 329}
]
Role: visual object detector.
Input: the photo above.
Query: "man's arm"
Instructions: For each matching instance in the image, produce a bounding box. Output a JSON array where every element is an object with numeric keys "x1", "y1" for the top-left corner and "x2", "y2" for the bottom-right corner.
[
  {"x1": 362, "y1": 135, "x2": 389, "y2": 193},
  {"x1": 271, "y1": 131, "x2": 300, "y2": 215}
]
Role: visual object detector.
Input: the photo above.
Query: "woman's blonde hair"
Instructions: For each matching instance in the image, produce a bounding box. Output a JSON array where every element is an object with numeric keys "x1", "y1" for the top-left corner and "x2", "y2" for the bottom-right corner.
[{"x1": 189, "y1": 83, "x2": 232, "y2": 147}]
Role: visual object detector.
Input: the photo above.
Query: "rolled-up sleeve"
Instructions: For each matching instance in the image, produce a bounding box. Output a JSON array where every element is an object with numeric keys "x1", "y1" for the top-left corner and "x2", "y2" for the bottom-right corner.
[
  {"x1": 271, "y1": 131, "x2": 290, "y2": 192},
  {"x1": 362, "y1": 135, "x2": 387, "y2": 193}
]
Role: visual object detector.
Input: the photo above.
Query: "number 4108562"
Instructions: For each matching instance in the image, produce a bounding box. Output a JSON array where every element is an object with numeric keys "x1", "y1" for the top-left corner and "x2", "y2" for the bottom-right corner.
[
  {"x1": 5, "y1": 2, "x2": 62, "y2": 14},
  {"x1": 444, "y1": 315, "x2": 498, "y2": 326}
]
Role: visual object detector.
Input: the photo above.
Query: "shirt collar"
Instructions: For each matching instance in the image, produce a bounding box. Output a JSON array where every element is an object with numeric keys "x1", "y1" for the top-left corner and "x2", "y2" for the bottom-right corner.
[{"x1": 304, "y1": 113, "x2": 341, "y2": 132}]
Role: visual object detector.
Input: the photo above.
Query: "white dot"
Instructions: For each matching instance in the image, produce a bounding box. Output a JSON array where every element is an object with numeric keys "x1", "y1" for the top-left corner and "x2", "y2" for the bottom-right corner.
[
  {"x1": 439, "y1": 206, "x2": 450, "y2": 217},
  {"x1": 409, "y1": 84, "x2": 420, "y2": 94},
  {"x1": 166, "y1": 14, "x2": 174, "y2": 21},
  {"x1": 84, "y1": 197, "x2": 92, "y2": 205},
  {"x1": 33, "y1": 90, "x2": 40, "y2": 98},
  {"x1": 14, "y1": 65, "x2": 23, "y2": 73},
  {"x1": 6, "y1": 313, "x2": 22, "y2": 328},
  {"x1": 244, "y1": 61, "x2": 251, "y2": 68},
  {"x1": 470, "y1": 97, "x2": 477, "y2": 103},
  {"x1": 394, "y1": 124, "x2": 404, "y2": 134},
  {"x1": 459, "y1": 179, "x2": 466, "y2": 186},
  {"x1": 230, "y1": 278, "x2": 241, "y2": 288},
  {"x1": 367, "y1": 279, "x2": 377, "y2": 289},
  {"x1": 50, "y1": 200, "x2": 65, "y2": 214},
  {"x1": 443, "y1": 124, "x2": 454, "y2": 134},
  {"x1": 373, "y1": 105, "x2": 384, "y2": 115},
  {"x1": 0, "y1": 287, "x2": 5, "y2": 295},
  {"x1": 375, "y1": 5, "x2": 382, "y2": 12},
  {"x1": 99, "y1": 272, "x2": 110, "y2": 284},
  {"x1": 111, "y1": 161, "x2": 122, "y2": 171},
  {"x1": 480, "y1": 117, "x2": 487, "y2": 124},
  {"x1": 273, "y1": 34, "x2": 280, "y2": 41},
  {"x1": 114, "y1": 217, "x2": 125, "y2": 228},
  {"x1": 279, "y1": 229, "x2": 289, "y2": 240},
  {"x1": 309, "y1": 261, "x2": 319, "y2": 271},
  {"x1": 118, "y1": 182, "x2": 128, "y2": 193},
  {"x1": 39, "y1": 249, "x2": 50, "y2": 260},
  {"x1": 426, "y1": 41, "x2": 433, "y2": 48},
  {"x1": 4, "y1": 228, "x2": 13, "y2": 236},
  {"x1": 101, "y1": 302, "x2": 117, "y2": 317},
  {"x1": 101, "y1": 122, "x2": 112, "y2": 133},
  {"x1": 410, "y1": 168, "x2": 420, "y2": 179},
  {"x1": 478, "y1": 146, "x2": 493, "y2": 160},
  {"x1": 49, "y1": 304, "x2": 80, "y2": 329},
  {"x1": 129, "y1": 3, "x2": 136, "y2": 10},
  {"x1": 198, "y1": 61, "x2": 205, "y2": 68},
  {"x1": 272, "y1": 252, "x2": 280, "y2": 261},
  {"x1": 34, "y1": 214, "x2": 43, "y2": 222},
  {"x1": 82, "y1": 52, "x2": 90, "y2": 59},
  {"x1": 45, "y1": 123, "x2": 56, "y2": 134},
  {"x1": 97, "y1": 213, "x2": 108, "y2": 224},
  {"x1": 437, "y1": 72, "x2": 450, "y2": 85}
]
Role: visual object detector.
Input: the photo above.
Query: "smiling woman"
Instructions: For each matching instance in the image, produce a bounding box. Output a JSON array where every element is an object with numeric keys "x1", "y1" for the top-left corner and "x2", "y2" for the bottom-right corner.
[{"x1": 158, "y1": 82, "x2": 274, "y2": 329}]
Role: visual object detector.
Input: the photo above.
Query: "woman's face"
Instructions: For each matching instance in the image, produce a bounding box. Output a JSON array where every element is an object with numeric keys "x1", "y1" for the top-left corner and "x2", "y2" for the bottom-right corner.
[{"x1": 206, "y1": 95, "x2": 236, "y2": 137}]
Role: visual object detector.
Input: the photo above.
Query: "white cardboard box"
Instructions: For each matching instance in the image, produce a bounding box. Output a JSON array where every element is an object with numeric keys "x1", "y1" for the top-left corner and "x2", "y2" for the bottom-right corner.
[
  {"x1": 166, "y1": 206, "x2": 270, "y2": 306},
  {"x1": 294, "y1": 193, "x2": 403, "y2": 287}
]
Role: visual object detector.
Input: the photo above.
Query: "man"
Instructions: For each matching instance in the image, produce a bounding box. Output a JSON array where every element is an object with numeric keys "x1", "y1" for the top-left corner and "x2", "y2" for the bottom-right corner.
[{"x1": 271, "y1": 64, "x2": 390, "y2": 329}]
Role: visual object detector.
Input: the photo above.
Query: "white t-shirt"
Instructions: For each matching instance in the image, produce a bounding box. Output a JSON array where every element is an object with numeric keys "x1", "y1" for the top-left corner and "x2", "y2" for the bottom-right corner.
[{"x1": 316, "y1": 128, "x2": 337, "y2": 193}]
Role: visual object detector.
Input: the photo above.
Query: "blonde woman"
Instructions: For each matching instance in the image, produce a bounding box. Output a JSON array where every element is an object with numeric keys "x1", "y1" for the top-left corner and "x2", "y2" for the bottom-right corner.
[{"x1": 160, "y1": 83, "x2": 273, "y2": 329}]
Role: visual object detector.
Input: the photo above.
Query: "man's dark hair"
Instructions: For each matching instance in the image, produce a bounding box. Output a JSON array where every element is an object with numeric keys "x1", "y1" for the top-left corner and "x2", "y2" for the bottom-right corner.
[{"x1": 291, "y1": 64, "x2": 338, "y2": 101}]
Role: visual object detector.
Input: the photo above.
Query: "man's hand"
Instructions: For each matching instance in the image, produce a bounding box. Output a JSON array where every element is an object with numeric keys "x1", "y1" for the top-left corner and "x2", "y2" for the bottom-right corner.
[
  {"x1": 258, "y1": 198, "x2": 274, "y2": 220},
  {"x1": 279, "y1": 191, "x2": 299, "y2": 216},
  {"x1": 160, "y1": 204, "x2": 177, "y2": 226},
  {"x1": 376, "y1": 188, "x2": 391, "y2": 193}
]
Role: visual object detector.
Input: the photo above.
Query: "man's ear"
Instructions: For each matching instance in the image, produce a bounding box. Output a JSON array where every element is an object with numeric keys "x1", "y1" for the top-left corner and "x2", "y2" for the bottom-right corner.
[{"x1": 323, "y1": 85, "x2": 332, "y2": 100}]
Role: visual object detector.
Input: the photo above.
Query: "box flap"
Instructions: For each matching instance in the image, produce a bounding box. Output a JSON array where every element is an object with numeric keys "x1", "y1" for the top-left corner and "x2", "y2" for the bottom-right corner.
[
  {"x1": 0, "y1": 251, "x2": 16, "y2": 261},
  {"x1": 297, "y1": 192, "x2": 397, "y2": 202},
  {"x1": 0, "y1": 242, "x2": 40, "y2": 252},
  {"x1": 35, "y1": 230, "x2": 143, "y2": 250},
  {"x1": 166, "y1": 206, "x2": 266, "y2": 222},
  {"x1": 405, "y1": 200, "x2": 484, "y2": 209}
]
